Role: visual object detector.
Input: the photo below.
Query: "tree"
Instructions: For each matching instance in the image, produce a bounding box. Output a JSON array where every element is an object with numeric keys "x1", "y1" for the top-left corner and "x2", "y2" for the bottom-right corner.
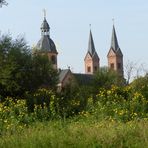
[
  {"x1": 130, "y1": 74, "x2": 148, "y2": 99},
  {"x1": 0, "y1": 0, "x2": 7, "y2": 7},
  {"x1": 31, "y1": 54, "x2": 58, "y2": 91},
  {"x1": 124, "y1": 60, "x2": 136, "y2": 84},
  {"x1": 0, "y1": 35, "x2": 32, "y2": 97},
  {"x1": 124, "y1": 60, "x2": 147, "y2": 84},
  {"x1": 0, "y1": 34, "x2": 58, "y2": 98},
  {"x1": 92, "y1": 67, "x2": 124, "y2": 94}
]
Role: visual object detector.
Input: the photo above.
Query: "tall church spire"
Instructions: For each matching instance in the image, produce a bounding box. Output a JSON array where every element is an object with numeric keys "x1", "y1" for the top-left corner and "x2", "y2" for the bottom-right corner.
[
  {"x1": 107, "y1": 24, "x2": 124, "y2": 77},
  {"x1": 88, "y1": 30, "x2": 95, "y2": 55},
  {"x1": 111, "y1": 25, "x2": 119, "y2": 51},
  {"x1": 84, "y1": 29, "x2": 100, "y2": 74}
]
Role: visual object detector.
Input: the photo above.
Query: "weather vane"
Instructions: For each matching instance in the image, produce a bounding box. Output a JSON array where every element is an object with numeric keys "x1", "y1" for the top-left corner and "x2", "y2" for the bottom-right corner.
[{"x1": 43, "y1": 9, "x2": 46, "y2": 18}]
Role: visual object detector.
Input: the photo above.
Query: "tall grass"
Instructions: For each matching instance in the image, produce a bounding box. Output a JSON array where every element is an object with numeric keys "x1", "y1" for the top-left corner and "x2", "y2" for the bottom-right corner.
[{"x1": 0, "y1": 118, "x2": 147, "y2": 148}]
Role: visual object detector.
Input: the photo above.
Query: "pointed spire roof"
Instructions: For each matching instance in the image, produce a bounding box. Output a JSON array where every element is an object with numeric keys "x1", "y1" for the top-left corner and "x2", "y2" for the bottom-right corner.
[
  {"x1": 85, "y1": 29, "x2": 100, "y2": 61},
  {"x1": 111, "y1": 25, "x2": 120, "y2": 51},
  {"x1": 108, "y1": 24, "x2": 123, "y2": 57},
  {"x1": 88, "y1": 30, "x2": 96, "y2": 55},
  {"x1": 41, "y1": 9, "x2": 50, "y2": 32},
  {"x1": 41, "y1": 17, "x2": 50, "y2": 33}
]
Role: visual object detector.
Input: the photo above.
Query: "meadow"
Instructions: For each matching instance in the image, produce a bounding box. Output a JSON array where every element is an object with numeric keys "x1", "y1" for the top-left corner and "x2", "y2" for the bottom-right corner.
[
  {"x1": 0, "y1": 118, "x2": 147, "y2": 148},
  {"x1": 0, "y1": 85, "x2": 148, "y2": 147}
]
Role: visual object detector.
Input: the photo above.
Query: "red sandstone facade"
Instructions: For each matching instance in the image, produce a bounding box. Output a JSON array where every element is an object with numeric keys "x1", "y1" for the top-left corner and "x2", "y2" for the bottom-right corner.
[
  {"x1": 107, "y1": 49, "x2": 123, "y2": 77},
  {"x1": 84, "y1": 30, "x2": 100, "y2": 74}
]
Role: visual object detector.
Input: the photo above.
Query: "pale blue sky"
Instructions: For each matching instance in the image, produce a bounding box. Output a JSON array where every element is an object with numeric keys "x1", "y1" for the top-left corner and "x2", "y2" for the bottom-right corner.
[{"x1": 0, "y1": 0, "x2": 148, "y2": 73}]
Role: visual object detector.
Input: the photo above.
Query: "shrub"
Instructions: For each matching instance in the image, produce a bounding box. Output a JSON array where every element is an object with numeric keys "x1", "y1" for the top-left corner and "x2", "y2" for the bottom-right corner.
[
  {"x1": 130, "y1": 74, "x2": 148, "y2": 99},
  {"x1": 26, "y1": 88, "x2": 57, "y2": 118},
  {"x1": 0, "y1": 97, "x2": 29, "y2": 135},
  {"x1": 85, "y1": 85, "x2": 148, "y2": 122}
]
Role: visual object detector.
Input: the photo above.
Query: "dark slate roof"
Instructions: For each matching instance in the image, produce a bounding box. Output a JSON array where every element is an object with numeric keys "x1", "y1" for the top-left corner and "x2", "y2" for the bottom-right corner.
[
  {"x1": 59, "y1": 69, "x2": 93, "y2": 86},
  {"x1": 36, "y1": 17, "x2": 57, "y2": 53},
  {"x1": 59, "y1": 69, "x2": 71, "y2": 83},
  {"x1": 111, "y1": 25, "x2": 119, "y2": 51},
  {"x1": 92, "y1": 51, "x2": 100, "y2": 61},
  {"x1": 116, "y1": 48, "x2": 123, "y2": 56},
  {"x1": 73, "y1": 73, "x2": 93, "y2": 85},
  {"x1": 36, "y1": 35, "x2": 57, "y2": 53},
  {"x1": 85, "y1": 30, "x2": 100, "y2": 60},
  {"x1": 41, "y1": 18, "x2": 50, "y2": 31},
  {"x1": 110, "y1": 25, "x2": 123, "y2": 56},
  {"x1": 88, "y1": 30, "x2": 96, "y2": 56}
]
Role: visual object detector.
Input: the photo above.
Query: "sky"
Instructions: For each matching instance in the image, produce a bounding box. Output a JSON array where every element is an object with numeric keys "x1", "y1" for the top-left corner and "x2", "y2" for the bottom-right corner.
[{"x1": 0, "y1": 0, "x2": 148, "y2": 74}]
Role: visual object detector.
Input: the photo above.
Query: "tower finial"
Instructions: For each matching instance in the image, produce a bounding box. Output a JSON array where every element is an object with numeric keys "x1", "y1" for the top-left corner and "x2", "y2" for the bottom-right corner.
[
  {"x1": 43, "y1": 9, "x2": 46, "y2": 18},
  {"x1": 89, "y1": 24, "x2": 91, "y2": 29},
  {"x1": 112, "y1": 18, "x2": 115, "y2": 25}
]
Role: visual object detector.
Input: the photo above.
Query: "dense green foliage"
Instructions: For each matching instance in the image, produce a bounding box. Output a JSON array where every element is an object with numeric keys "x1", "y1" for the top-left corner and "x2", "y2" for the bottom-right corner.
[
  {"x1": 0, "y1": 85, "x2": 148, "y2": 147},
  {"x1": 0, "y1": 35, "x2": 32, "y2": 97},
  {"x1": 30, "y1": 54, "x2": 58, "y2": 91},
  {"x1": 0, "y1": 35, "x2": 58, "y2": 98},
  {"x1": 0, "y1": 73, "x2": 147, "y2": 147},
  {"x1": 131, "y1": 74, "x2": 148, "y2": 99},
  {"x1": 92, "y1": 67, "x2": 125, "y2": 95},
  {"x1": 0, "y1": 84, "x2": 147, "y2": 134}
]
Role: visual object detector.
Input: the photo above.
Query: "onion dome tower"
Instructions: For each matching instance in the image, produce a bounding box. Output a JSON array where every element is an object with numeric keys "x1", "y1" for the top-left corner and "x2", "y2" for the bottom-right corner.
[{"x1": 36, "y1": 12, "x2": 58, "y2": 69}]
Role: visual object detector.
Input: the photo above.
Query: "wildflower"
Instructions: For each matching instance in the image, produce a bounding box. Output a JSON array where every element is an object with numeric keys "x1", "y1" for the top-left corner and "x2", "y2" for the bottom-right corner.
[
  {"x1": 4, "y1": 120, "x2": 7, "y2": 123},
  {"x1": 133, "y1": 113, "x2": 137, "y2": 116}
]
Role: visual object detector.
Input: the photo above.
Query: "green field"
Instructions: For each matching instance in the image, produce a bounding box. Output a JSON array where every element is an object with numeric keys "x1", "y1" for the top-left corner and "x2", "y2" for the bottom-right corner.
[
  {"x1": 0, "y1": 84, "x2": 148, "y2": 147},
  {"x1": 0, "y1": 117, "x2": 147, "y2": 148}
]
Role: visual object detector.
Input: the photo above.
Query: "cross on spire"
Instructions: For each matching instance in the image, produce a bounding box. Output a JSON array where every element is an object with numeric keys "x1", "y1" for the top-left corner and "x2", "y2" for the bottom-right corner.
[
  {"x1": 89, "y1": 24, "x2": 91, "y2": 29},
  {"x1": 112, "y1": 18, "x2": 115, "y2": 25},
  {"x1": 43, "y1": 9, "x2": 46, "y2": 18}
]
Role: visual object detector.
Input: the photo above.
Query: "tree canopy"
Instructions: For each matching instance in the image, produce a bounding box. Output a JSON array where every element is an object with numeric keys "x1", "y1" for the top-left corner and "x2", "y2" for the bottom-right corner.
[
  {"x1": 0, "y1": 34, "x2": 58, "y2": 98},
  {"x1": 130, "y1": 74, "x2": 148, "y2": 99},
  {"x1": 0, "y1": 0, "x2": 7, "y2": 7},
  {"x1": 92, "y1": 67, "x2": 125, "y2": 93}
]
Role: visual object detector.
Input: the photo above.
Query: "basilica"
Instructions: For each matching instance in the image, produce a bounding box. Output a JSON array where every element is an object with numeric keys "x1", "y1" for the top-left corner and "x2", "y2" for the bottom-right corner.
[{"x1": 35, "y1": 15, "x2": 124, "y2": 89}]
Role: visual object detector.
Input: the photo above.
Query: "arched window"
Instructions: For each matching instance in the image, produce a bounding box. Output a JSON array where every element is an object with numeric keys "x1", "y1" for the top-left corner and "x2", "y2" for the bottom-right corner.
[
  {"x1": 51, "y1": 55, "x2": 56, "y2": 64},
  {"x1": 110, "y1": 63, "x2": 114, "y2": 69},
  {"x1": 87, "y1": 66, "x2": 91, "y2": 72}
]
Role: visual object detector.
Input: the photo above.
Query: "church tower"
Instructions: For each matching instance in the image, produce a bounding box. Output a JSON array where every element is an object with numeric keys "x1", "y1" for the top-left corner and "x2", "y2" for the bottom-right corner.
[
  {"x1": 107, "y1": 25, "x2": 123, "y2": 77},
  {"x1": 84, "y1": 29, "x2": 100, "y2": 74},
  {"x1": 36, "y1": 13, "x2": 58, "y2": 69}
]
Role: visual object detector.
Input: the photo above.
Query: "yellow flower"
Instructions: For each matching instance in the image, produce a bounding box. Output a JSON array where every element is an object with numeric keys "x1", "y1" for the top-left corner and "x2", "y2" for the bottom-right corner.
[{"x1": 4, "y1": 120, "x2": 7, "y2": 123}]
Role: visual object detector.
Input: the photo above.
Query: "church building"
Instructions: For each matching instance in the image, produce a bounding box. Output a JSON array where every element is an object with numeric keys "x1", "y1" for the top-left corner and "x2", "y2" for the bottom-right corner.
[{"x1": 35, "y1": 14, "x2": 124, "y2": 90}]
